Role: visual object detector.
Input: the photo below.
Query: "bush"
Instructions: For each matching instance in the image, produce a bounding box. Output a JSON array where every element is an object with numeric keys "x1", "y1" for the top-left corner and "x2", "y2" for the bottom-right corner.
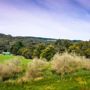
[
  {"x1": 26, "y1": 58, "x2": 49, "y2": 79},
  {"x1": 51, "y1": 53, "x2": 90, "y2": 76}
]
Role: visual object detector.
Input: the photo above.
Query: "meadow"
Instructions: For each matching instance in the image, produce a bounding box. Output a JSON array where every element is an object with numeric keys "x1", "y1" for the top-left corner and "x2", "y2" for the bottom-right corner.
[{"x1": 0, "y1": 53, "x2": 90, "y2": 90}]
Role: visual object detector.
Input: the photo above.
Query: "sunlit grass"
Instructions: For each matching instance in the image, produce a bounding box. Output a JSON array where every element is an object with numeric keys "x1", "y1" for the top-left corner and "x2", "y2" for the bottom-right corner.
[
  {"x1": 0, "y1": 54, "x2": 90, "y2": 90},
  {"x1": 0, "y1": 54, "x2": 31, "y2": 64}
]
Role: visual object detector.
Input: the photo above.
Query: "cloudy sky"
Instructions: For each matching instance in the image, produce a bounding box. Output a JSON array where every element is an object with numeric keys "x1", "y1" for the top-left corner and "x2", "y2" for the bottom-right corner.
[{"x1": 0, "y1": 0, "x2": 90, "y2": 40}]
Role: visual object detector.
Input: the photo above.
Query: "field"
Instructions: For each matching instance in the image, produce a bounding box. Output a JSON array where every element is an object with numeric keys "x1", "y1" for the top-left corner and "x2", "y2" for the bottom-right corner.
[{"x1": 0, "y1": 54, "x2": 90, "y2": 90}]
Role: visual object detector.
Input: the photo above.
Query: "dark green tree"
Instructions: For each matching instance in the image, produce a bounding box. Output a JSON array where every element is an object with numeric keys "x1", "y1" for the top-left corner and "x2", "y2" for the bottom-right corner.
[{"x1": 10, "y1": 41, "x2": 24, "y2": 55}]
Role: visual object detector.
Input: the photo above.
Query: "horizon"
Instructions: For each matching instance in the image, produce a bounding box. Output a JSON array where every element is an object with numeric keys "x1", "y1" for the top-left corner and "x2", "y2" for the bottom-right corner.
[
  {"x1": 0, "y1": 0, "x2": 90, "y2": 40},
  {"x1": 0, "y1": 33, "x2": 88, "y2": 41}
]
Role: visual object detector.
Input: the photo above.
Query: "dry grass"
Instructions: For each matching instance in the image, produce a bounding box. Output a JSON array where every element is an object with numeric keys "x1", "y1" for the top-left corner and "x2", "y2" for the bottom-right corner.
[
  {"x1": 0, "y1": 59, "x2": 22, "y2": 81},
  {"x1": 0, "y1": 53, "x2": 90, "y2": 83},
  {"x1": 51, "y1": 53, "x2": 90, "y2": 75},
  {"x1": 26, "y1": 58, "x2": 49, "y2": 79}
]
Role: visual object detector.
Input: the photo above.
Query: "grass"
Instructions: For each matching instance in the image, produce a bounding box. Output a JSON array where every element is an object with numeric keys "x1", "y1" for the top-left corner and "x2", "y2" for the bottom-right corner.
[
  {"x1": 0, "y1": 70, "x2": 90, "y2": 90},
  {"x1": 0, "y1": 54, "x2": 31, "y2": 81},
  {"x1": 0, "y1": 53, "x2": 90, "y2": 90},
  {"x1": 0, "y1": 54, "x2": 31, "y2": 66},
  {"x1": 0, "y1": 54, "x2": 14, "y2": 63}
]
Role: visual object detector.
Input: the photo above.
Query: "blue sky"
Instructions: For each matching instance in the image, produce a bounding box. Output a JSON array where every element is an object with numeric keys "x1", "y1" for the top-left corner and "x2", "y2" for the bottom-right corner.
[{"x1": 0, "y1": 0, "x2": 90, "y2": 40}]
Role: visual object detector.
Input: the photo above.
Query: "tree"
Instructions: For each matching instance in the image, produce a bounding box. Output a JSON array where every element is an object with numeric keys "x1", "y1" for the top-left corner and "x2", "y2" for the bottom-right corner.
[
  {"x1": 33, "y1": 43, "x2": 46, "y2": 58},
  {"x1": 55, "y1": 39, "x2": 72, "y2": 53},
  {"x1": 10, "y1": 41, "x2": 24, "y2": 55},
  {"x1": 84, "y1": 48, "x2": 90, "y2": 58},
  {"x1": 68, "y1": 41, "x2": 90, "y2": 58},
  {"x1": 40, "y1": 45, "x2": 56, "y2": 61}
]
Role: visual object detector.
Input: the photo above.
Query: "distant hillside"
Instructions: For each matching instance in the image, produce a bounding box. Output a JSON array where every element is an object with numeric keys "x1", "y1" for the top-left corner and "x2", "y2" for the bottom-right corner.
[
  {"x1": 0, "y1": 33, "x2": 56, "y2": 52},
  {"x1": 0, "y1": 33, "x2": 56, "y2": 42},
  {"x1": 0, "y1": 33, "x2": 83, "y2": 47},
  {"x1": 0, "y1": 33, "x2": 56, "y2": 45}
]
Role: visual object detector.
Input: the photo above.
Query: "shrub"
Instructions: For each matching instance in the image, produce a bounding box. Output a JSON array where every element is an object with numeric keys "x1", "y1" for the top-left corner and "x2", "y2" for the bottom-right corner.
[
  {"x1": 51, "y1": 53, "x2": 90, "y2": 76},
  {"x1": 26, "y1": 58, "x2": 49, "y2": 79}
]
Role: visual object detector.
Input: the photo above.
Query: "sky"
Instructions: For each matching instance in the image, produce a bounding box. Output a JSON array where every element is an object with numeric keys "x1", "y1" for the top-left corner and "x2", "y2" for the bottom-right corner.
[{"x1": 0, "y1": 0, "x2": 90, "y2": 40}]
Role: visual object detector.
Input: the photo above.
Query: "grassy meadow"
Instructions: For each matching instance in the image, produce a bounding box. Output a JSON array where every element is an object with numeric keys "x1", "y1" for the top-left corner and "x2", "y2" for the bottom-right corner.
[{"x1": 0, "y1": 53, "x2": 90, "y2": 90}]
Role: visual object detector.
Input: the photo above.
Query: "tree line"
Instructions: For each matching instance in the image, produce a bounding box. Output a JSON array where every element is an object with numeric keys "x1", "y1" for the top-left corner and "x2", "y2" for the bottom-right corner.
[
  {"x1": 10, "y1": 39, "x2": 90, "y2": 60},
  {"x1": 0, "y1": 33, "x2": 90, "y2": 60}
]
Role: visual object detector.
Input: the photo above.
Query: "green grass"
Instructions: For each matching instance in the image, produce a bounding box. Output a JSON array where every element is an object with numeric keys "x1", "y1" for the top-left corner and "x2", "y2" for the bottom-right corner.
[
  {"x1": 0, "y1": 70, "x2": 90, "y2": 90},
  {"x1": 0, "y1": 54, "x2": 14, "y2": 63},
  {"x1": 0, "y1": 55, "x2": 90, "y2": 90},
  {"x1": 0, "y1": 54, "x2": 31, "y2": 71},
  {"x1": 0, "y1": 54, "x2": 31, "y2": 65}
]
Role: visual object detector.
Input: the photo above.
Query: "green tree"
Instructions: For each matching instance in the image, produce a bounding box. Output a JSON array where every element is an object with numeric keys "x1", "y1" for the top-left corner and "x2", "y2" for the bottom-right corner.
[
  {"x1": 18, "y1": 46, "x2": 34, "y2": 59},
  {"x1": 33, "y1": 43, "x2": 46, "y2": 58},
  {"x1": 10, "y1": 41, "x2": 24, "y2": 55},
  {"x1": 40, "y1": 45, "x2": 56, "y2": 61},
  {"x1": 68, "y1": 41, "x2": 90, "y2": 58},
  {"x1": 84, "y1": 48, "x2": 90, "y2": 58},
  {"x1": 55, "y1": 39, "x2": 72, "y2": 53}
]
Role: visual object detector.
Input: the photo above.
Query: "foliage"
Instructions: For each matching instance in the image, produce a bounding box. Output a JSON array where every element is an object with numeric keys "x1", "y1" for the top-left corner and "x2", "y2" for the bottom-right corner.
[
  {"x1": 10, "y1": 41, "x2": 24, "y2": 55},
  {"x1": 18, "y1": 47, "x2": 33, "y2": 59},
  {"x1": 40, "y1": 45, "x2": 56, "y2": 61},
  {"x1": 33, "y1": 43, "x2": 46, "y2": 58},
  {"x1": 68, "y1": 41, "x2": 90, "y2": 58},
  {"x1": 55, "y1": 39, "x2": 72, "y2": 53}
]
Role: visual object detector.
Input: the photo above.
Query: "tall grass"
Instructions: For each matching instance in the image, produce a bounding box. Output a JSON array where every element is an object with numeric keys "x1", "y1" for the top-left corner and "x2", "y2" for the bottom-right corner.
[
  {"x1": 26, "y1": 58, "x2": 49, "y2": 79},
  {"x1": 51, "y1": 53, "x2": 90, "y2": 75},
  {"x1": 0, "y1": 53, "x2": 90, "y2": 83},
  {"x1": 0, "y1": 59, "x2": 22, "y2": 81}
]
